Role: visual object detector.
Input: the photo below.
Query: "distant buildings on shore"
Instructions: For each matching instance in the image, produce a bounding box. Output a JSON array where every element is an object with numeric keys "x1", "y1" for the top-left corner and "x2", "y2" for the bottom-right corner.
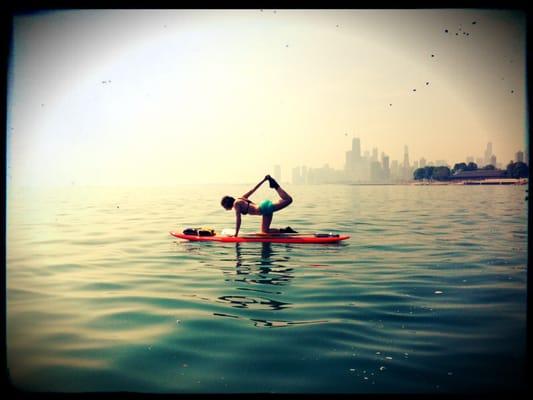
[
  {"x1": 286, "y1": 139, "x2": 528, "y2": 185},
  {"x1": 273, "y1": 165, "x2": 281, "y2": 183}
]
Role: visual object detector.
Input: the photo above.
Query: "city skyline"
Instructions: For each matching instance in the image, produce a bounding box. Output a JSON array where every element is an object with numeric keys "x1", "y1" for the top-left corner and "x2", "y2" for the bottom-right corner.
[
  {"x1": 340, "y1": 136, "x2": 528, "y2": 169},
  {"x1": 289, "y1": 137, "x2": 527, "y2": 184}
]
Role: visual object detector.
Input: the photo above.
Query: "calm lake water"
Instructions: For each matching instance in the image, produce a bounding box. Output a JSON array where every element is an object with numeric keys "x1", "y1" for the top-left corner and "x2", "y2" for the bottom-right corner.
[{"x1": 6, "y1": 184, "x2": 528, "y2": 393}]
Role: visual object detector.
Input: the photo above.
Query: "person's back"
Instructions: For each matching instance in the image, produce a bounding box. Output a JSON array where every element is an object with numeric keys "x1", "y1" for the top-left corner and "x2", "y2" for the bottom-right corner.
[{"x1": 220, "y1": 175, "x2": 293, "y2": 236}]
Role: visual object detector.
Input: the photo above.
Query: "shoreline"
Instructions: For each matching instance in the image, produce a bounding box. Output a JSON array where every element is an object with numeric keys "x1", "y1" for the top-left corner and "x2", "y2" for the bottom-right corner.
[
  {"x1": 297, "y1": 178, "x2": 529, "y2": 186},
  {"x1": 410, "y1": 178, "x2": 528, "y2": 186}
]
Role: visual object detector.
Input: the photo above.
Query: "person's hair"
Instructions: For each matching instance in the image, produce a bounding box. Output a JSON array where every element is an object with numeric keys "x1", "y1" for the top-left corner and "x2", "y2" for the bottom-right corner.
[{"x1": 221, "y1": 195, "x2": 235, "y2": 209}]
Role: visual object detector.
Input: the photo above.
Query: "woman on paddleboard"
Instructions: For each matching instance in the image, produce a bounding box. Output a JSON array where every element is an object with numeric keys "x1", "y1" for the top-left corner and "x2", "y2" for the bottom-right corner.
[{"x1": 221, "y1": 175, "x2": 295, "y2": 237}]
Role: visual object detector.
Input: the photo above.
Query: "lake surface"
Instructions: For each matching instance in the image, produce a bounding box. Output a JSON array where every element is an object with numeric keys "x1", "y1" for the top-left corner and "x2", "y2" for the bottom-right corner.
[{"x1": 6, "y1": 184, "x2": 528, "y2": 393}]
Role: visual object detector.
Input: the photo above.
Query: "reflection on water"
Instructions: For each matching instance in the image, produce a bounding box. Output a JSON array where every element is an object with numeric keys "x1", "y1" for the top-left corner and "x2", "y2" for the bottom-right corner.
[
  {"x1": 213, "y1": 243, "x2": 328, "y2": 328},
  {"x1": 251, "y1": 319, "x2": 329, "y2": 328},
  {"x1": 217, "y1": 295, "x2": 290, "y2": 310},
  {"x1": 228, "y1": 242, "x2": 295, "y2": 287},
  {"x1": 219, "y1": 242, "x2": 293, "y2": 312}
]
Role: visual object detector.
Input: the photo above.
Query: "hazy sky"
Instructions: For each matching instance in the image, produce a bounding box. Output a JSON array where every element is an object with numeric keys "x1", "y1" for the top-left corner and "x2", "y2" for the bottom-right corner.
[{"x1": 7, "y1": 9, "x2": 527, "y2": 186}]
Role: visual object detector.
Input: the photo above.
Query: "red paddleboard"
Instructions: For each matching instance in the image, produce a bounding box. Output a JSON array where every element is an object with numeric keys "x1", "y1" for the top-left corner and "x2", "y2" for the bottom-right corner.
[{"x1": 170, "y1": 231, "x2": 350, "y2": 244}]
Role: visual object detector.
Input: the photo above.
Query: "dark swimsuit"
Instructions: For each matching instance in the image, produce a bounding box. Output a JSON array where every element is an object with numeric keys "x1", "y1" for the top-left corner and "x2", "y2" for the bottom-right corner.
[{"x1": 238, "y1": 198, "x2": 253, "y2": 215}]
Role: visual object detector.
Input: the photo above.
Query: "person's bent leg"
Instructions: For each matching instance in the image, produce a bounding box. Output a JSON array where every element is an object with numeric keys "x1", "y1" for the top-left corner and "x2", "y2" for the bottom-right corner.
[
  {"x1": 275, "y1": 186, "x2": 292, "y2": 201},
  {"x1": 272, "y1": 186, "x2": 293, "y2": 212},
  {"x1": 261, "y1": 214, "x2": 274, "y2": 233}
]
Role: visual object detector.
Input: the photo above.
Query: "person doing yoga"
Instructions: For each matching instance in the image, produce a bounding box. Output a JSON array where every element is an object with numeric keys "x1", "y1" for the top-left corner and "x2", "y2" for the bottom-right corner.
[{"x1": 220, "y1": 175, "x2": 295, "y2": 237}]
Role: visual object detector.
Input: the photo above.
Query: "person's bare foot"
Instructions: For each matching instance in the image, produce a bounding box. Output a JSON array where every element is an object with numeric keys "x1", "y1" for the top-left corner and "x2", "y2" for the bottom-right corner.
[
  {"x1": 280, "y1": 226, "x2": 297, "y2": 233},
  {"x1": 266, "y1": 175, "x2": 279, "y2": 189}
]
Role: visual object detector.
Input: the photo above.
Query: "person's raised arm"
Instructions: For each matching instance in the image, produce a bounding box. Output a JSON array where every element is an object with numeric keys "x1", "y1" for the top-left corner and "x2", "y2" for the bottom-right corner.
[
  {"x1": 234, "y1": 210, "x2": 242, "y2": 237},
  {"x1": 241, "y1": 176, "x2": 268, "y2": 199}
]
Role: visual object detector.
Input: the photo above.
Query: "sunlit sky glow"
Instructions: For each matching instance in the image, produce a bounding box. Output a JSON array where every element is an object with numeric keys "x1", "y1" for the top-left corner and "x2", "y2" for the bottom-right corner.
[{"x1": 7, "y1": 9, "x2": 527, "y2": 186}]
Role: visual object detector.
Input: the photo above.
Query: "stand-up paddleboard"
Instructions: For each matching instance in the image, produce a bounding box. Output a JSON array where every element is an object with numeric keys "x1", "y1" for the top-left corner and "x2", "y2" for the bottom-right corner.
[{"x1": 170, "y1": 230, "x2": 350, "y2": 244}]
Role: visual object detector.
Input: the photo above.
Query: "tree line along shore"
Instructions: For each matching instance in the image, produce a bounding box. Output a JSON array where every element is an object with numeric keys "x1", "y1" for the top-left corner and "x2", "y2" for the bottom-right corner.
[{"x1": 412, "y1": 161, "x2": 529, "y2": 182}]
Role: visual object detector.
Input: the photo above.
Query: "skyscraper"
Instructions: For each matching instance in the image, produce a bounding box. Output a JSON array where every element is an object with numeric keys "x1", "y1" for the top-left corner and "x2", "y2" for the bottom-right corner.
[
  {"x1": 490, "y1": 154, "x2": 497, "y2": 166},
  {"x1": 419, "y1": 157, "x2": 426, "y2": 168},
  {"x1": 370, "y1": 161, "x2": 382, "y2": 181},
  {"x1": 382, "y1": 154, "x2": 390, "y2": 180},
  {"x1": 345, "y1": 150, "x2": 353, "y2": 172},
  {"x1": 391, "y1": 160, "x2": 399, "y2": 179},
  {"x1": 291, "y1": 166, "x2": 301, "y2": 185},
  {"x1": 484, "y1": 142, "x2": 493, "y2": 166},
  {"x1": 301, "y1": 166, "x2": 308, "y2": 184},
  {"x1": 371, "y1": 147, "x2": 378, "y2": 162},
  {"x1": 352, "y1": 137, "x2": 361, "y2": 160},
  {"x1": 516, "y1": 150, "x2": 524, "y2": 163},
  {"x1": 274, "y1": 165, "x2": 281, "y2": 182},
  {"x1": 403, "y1": 145, "x2": 410, "y2": 179}
]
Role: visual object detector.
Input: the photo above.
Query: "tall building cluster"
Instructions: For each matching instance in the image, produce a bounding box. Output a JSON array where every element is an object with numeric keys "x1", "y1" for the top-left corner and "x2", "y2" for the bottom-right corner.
[
  {"x1": 466, "y1": 142, "x2": 527, "y2": 170},
  {"x1": 285, "y1": 139, "x2": 527, "y2": 185},
  {"x1": 468, "y1": 142, "x2": 500, "y2": 169},
  {"x1": 291, "y1": 165, "x2": 308, "y2": 185},
  {"x1": 290, "y1": 137, "x2": 439, "y2": 184},
  {"x1": 343, "y1": 138, "x2": 420, "y2": 182}
]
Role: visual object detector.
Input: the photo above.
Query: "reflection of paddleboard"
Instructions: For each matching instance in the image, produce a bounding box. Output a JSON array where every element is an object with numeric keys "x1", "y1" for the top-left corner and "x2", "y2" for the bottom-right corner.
[{"x1": 170, "y1": 231, "x2": 350, "y2": 244}]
